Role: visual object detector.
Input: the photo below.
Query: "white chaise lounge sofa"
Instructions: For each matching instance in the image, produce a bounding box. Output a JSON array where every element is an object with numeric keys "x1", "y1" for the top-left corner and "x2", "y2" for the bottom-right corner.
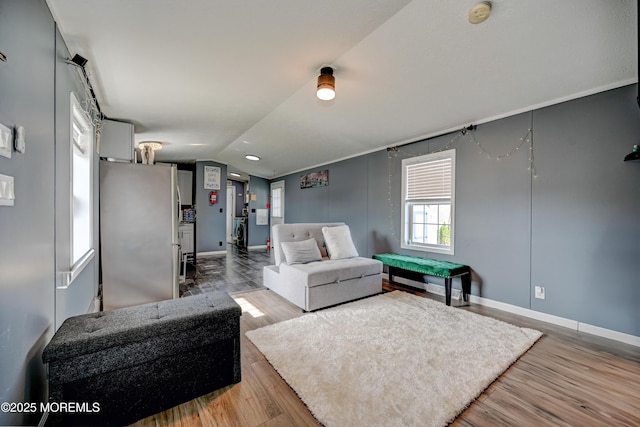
[{"x1": 263, "y1": 223, "x2": 383, "y2": 311}]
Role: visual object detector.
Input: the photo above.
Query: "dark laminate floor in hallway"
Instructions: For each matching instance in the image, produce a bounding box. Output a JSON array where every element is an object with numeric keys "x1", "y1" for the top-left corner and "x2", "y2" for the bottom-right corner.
[{"x1": 180, "y1": 245, "x2": 274, "y2": 297}]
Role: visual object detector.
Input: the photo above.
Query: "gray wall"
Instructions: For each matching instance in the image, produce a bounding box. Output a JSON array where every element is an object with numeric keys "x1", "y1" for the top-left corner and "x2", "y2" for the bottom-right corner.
[
  {"x1": 531, "y1": 88, "x2": 639, "y2": 333},
  {"x1": 0, "y1": 0, "x2": 98, "y2": 425},
  {"x1": 195, "y1": 160, "x2": 227, "y2": 252},
  {"x1": 0, "y1": 1, "x2": 99, "y2": 425},
  {"x1": 279, "y1": 85, "x2": 640, "y2": 337},
  {"x1": 284, "y1": 157, "x2": 370, "y2": 252},
  {"x1": 0, "y1": 2, "x2": 55, "y2": 425}
]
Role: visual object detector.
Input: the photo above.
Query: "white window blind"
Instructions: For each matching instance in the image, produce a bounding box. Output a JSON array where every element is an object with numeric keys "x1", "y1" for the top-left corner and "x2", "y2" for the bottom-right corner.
[{"x1": 405, "y1": 157, "x2": 452, "y2": 200}]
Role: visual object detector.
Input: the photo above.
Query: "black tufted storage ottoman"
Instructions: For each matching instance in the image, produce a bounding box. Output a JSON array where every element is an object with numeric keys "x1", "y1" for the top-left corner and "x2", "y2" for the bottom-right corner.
[{"x1": 42, "y1": 291, "x2": 242, "y2": 426}]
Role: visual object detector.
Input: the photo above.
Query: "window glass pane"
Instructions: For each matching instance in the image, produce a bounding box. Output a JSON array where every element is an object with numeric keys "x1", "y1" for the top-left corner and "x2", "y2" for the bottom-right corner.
[
  {"x1": 410, "y1": 203, "x2": 449, "y2": 246},
  {"x1": 272, "y1": 187, "x2": 282, "y2": 218},
  {"x1": 425, "y1": 204, "x2": 438, "y2": 223},
  {"x1": 439, "y1": 204, "x2": 451, "y2": 222},
  {"x1": 412, "y1": 204, "x2": 424, "y2": 223},
  {"x1": 425, "y1": 224, "x2": 438, "y2": 245},
  {"x1": 71, "y1": 94, "x2": 93, "y2": 266},
  {"x1": 412, "y1": 223, "x2": 425, "y2": 243}
]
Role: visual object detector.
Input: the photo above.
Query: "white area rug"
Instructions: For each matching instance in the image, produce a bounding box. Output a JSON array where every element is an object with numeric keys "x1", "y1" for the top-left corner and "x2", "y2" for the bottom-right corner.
[{"x1": 246, "y1": 291, "x2": 542, "y2": 427}]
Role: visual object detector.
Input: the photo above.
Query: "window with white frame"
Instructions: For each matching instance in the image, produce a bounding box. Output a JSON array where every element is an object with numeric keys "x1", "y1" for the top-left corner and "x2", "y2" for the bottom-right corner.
[
  {"x1": 401, "y1": 149, "x2": 455, "y2": 254},
  {"x1": 271, "y1": 187, "x2": 282, "y2": 218},
  {"x1": 70, "y1": 93, "x2": 94, "y2": 269}
]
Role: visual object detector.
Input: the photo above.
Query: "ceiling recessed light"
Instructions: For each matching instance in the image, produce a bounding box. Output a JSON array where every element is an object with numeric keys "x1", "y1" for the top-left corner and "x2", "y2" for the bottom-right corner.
[
  {"x1": 230, "y1": 172, "x2": 241, "y2": 177},
  {"x1": 245, "y1": 155, "x2": 260, "y2": 161}
]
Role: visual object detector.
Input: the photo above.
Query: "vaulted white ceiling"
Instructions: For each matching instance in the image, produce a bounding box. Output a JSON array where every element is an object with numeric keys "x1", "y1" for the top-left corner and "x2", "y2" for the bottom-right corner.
[{"x1": 47, "y1": 0, "x2": 637, "y2": 179}]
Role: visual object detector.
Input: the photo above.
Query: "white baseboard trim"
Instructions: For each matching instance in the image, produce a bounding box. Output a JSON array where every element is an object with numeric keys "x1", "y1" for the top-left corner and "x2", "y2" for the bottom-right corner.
[
  {"x1": 425, "y1": 282, "x2": 461, "y2": 301},
  {"x1": 384, "y1": 273, "x2": 639, "y2": 347},
  {"x1": 85, "y1": 296, "x2": 100, "y2": 315},
  {"x1": 197, "y1": 250, "x2": 227, "y2": 256},
  {"x1": 578, "y1": 322, "x2": 640, "y2": 348},
  {"x1": 468, "y1": 294, "x2": 579, "y2": 330}
]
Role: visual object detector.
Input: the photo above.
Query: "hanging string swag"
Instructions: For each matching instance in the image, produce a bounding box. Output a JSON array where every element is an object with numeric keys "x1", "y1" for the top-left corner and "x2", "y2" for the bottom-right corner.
[{"x1": 386, "y1": 124, "x2": 535, "y2": 242}]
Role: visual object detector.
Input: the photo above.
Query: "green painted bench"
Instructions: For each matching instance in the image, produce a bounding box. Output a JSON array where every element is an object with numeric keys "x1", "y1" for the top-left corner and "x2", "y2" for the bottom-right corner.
[{"x1": 372, "y1": 253, "x2": 471, "y2": 306}]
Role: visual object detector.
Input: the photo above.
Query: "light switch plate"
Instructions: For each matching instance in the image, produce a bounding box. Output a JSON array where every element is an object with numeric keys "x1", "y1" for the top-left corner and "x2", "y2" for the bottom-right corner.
[
  {"x1": 0, "y1": 174, "x2": 15, "y2": 206},
  {"x1": 14, "y1": 126, "x2": 25, "y2": 154},
  {"x1": 0, "y1": 123, "x2": 12, "y2": 159}
]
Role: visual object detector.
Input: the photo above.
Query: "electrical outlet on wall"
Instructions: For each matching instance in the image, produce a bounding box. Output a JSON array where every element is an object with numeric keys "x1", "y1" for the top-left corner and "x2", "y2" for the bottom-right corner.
[{"x1": 535, "y1": 286, "x2": 546, "y2": 299}]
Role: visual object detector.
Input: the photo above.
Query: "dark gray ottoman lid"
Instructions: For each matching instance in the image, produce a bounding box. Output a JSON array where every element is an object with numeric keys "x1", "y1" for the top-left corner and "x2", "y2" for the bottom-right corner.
[{"x1": 43, "y1": 291, "x2": 241, "y2": 364}]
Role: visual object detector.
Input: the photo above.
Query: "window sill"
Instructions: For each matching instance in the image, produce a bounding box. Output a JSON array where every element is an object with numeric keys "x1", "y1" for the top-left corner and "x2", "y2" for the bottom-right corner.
[
  {"x1": 58, "y1": 249, "x2": 95, "y2": 289},
  {"x1": 401, "y1": 243, "x2": 454, "y2": 256}
]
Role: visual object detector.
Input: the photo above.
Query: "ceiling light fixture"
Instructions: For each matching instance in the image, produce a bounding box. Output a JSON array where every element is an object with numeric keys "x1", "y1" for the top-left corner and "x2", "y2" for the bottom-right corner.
[
  {"x1": 138, "y1": 141, "x2": 163, "y2": 151},
  {"x1": 229, "y1": 172, "x2": 241, "y2": 177},
  {"x1": 316, "y1": 66, "x2": 336, "y2": 101},
  {"x1": 469, "y1": 1, "x2": 491, "y2": 24},
  {"x1": 245, "y1": 154, "x2": 260, "y2": 161}
]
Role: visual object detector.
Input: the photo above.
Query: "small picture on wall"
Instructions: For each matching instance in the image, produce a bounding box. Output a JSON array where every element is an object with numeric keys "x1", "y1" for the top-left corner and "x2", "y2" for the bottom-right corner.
[{"x1": 300, "y1": 169, "x2": 329, "y2": 189}]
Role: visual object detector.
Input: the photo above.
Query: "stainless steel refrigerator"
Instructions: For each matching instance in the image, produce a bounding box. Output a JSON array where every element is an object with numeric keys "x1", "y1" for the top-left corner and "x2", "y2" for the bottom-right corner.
[{"x1": 100, "y1": 160, "x2": 180, "y2": 311}]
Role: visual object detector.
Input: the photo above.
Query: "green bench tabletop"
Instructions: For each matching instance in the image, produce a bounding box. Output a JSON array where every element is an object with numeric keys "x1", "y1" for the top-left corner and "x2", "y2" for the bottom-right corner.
[{"x1": 372, "y1": 253, "x2": 469, "y2": 278}]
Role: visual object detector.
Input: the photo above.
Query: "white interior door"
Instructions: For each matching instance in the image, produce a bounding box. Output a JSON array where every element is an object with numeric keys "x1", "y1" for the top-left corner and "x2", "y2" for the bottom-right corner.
[
  {"x1": 226, "y1": 186, "x2": 235, "y2": 243},
  {"x1": 270, "y1": 180, "x2": 285, "y2": 248}
]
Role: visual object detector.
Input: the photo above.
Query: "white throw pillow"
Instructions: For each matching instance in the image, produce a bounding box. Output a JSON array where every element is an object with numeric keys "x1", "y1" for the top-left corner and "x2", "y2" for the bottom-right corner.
[
  {"x1": 280, "y1": 238, "x2": 322, "y2": 264},
  {"x1": 322, "y1": 225, "x2": 359, "y2": 260}
]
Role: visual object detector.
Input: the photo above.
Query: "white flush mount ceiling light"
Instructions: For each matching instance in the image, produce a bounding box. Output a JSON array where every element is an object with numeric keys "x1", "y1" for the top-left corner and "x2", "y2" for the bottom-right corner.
[
  {"x1": 229, "y1": 172, "x2": 241, "y2": 177},
  {"x1": 469, "y1": 1, "x2": 491, "y2": 24},
  {"x1": 317, "y1": 66, "x2": 336, "y2": 101},
  {"x1": 245, "y1": 154, "x2": 261, "y2": 161},
  {"x1": 138, "y1": 141, "x2": 163, "y2": 151}
]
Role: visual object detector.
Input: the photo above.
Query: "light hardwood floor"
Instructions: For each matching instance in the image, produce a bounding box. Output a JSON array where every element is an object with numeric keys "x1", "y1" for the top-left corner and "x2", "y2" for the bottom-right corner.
[{"x1": 131, "y1": 284, "x2": 640, "y2": 427}]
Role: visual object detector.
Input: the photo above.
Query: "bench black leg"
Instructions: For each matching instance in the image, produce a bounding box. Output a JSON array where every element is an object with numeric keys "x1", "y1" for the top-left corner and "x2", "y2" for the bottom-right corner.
[
  {"x1": 462, "y1": 272, "x2": 471, "y2": 302},
  {"x1": 387, "y1": 265, "x2": 470, "y2": 307},
  {"x1": 444, "y1": 278, "x2": 452, "y2": 306},
  {"x1": 388, "y1": 266, "x2": 395, "y2": 283}
]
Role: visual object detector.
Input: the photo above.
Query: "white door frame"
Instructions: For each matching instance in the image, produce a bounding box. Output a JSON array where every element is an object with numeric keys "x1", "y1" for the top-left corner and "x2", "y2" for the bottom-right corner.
[{"x1": 226, "y1": 185, "x2": 236, "y2": 243}]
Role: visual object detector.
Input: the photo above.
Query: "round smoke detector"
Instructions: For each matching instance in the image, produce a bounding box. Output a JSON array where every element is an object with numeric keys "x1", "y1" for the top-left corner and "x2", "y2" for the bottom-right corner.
[{"x1": 469, "y1": 2, "x2": 492, "y2": 24}]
